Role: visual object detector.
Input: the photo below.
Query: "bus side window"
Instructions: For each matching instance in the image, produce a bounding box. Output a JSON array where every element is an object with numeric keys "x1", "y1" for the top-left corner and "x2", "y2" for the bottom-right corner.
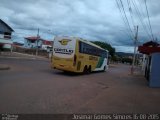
[{"x1": 79, "y1": 41, "x2": 83, "y2": 53}]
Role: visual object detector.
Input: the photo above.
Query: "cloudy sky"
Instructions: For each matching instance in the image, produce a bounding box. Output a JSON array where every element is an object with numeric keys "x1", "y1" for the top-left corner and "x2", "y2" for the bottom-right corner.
[{"x1": 1, "y1": 0, "x2": 160, "y2": 52}]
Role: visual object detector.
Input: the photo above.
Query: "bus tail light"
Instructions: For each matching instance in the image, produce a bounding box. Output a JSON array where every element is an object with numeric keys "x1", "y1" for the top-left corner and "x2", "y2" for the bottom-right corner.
[{"x1": 73, "y1": 54, "x2": 77, "y2": 66}]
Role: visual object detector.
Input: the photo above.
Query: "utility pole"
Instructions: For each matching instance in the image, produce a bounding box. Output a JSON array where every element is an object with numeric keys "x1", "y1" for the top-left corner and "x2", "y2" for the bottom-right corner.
[
  {"x1": 131, "y1": 25, "x2": 138, "y2": 74},
  {"x1": 36, "y1": 28, "x2": 39, "y2": 56}
]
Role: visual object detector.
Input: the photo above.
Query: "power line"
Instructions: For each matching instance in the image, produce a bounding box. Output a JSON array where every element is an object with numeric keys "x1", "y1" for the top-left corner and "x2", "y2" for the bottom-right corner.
[
  {"x1": 119, "y1": 0, "x2": 135, "y2": 38},
  {"x1": 115, "y1": 0, "x2": 133, "y2": 40},
  {"x1": 115, "y1": 0, "x2": 134, "y2": 40},
  {"x1": 135, "y1": 0, "x2": 148, "y2": 20},
  {"x1": 133, "y1": 0, "x2": 152, "y2": 40},
  {"x1": 127, "y1": 0, "x2": 135, "y2": 28},
  {"x1": 144, "y1": 0, "x2": 154, "y2": 40},
  {"x1": 131, "y1": 0, "x2": 152, "y2": 40},
  {"x1": 135, "y1": 0, "x2": 153, "y2": 40}
]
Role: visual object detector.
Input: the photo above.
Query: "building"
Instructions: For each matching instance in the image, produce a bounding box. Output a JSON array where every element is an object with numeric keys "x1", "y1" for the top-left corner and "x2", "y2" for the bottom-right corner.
[
  {"x1": 41, "y1": 40, "x2": 53, "y2": 52},
  {"x1": 13, "y1": 42, "x2": 24, "y2": 47},
  {"x1": 24, "y1": 36, "x2": 41, "y2": 48},
  {"x1": 24, "y1": 36, "x2": 53, "y2": 51},
  {"x1": 0, "y1": 19, "x2": 14, "y2": 50},
  {"x1": 138, "y1": 41, "x2": 160, "y2": 87}
]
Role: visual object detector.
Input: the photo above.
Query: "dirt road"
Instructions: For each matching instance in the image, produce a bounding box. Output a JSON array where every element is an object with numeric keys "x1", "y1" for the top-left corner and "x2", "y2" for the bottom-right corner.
[{"x1": 0, "y1": 57, "x2": 160, "y2": 113}]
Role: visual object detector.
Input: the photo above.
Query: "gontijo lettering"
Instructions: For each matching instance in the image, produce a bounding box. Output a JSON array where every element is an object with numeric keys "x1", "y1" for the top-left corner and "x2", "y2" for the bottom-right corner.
[{"x1": 54, "y1": 48, "x2": 73, "y2": 54}]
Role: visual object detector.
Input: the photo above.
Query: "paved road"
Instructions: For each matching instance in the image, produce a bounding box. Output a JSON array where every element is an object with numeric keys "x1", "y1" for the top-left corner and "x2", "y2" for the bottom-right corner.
[{"x1": 0, "y1": 57, "x2": 160, "y2": 113}]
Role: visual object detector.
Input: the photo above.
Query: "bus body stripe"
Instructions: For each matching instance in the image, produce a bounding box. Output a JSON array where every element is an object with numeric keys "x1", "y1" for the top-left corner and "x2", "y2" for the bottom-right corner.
[{"x1": 96, "y1": 57, "x2": 104, "y2": 68}]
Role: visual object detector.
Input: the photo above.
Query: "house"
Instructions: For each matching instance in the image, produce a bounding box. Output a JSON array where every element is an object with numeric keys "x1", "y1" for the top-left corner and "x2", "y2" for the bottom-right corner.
[
  {"x1": 41, "y1": 40, "x2": 53, "y2": 52},
  {"x1": 24, "y1": 36, "x2": 53, "y2": 51},
  {"x1": 24, "y1": 36, "x2": 41, "y2": 48},
  {"x1": 13, "y1": 42, "x2": 24, "y2": 47},
  {"x1": 0, "y1": 19, "x2": 14, "y2": 50},
  {"x1": 138, "y1": 41, "x2": 160, "y2": 87}
]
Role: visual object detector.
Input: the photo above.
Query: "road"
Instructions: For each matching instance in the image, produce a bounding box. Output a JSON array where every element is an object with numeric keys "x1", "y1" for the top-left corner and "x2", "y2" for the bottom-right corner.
[{"x1": 0, "y1": 56, "x2": 160, "y2": 114}]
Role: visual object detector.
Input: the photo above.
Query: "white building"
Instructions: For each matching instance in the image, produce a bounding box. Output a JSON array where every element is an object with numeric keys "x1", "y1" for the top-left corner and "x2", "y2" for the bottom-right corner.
[
  {"x1": 24, "y1": 36, "x2": 53, "y2": 51},
  {"x1": 0, "y1": 19, "x2": 14, "y2": 50},
  {"x1": 24, "y1": 36, "x2": 42, "y2": 48}
]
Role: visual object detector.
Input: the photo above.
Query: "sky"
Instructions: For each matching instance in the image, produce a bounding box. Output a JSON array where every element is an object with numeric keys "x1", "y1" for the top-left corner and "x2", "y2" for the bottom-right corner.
[{"x1": 1, "y1": 0, "x2": 160, "y2": 53}]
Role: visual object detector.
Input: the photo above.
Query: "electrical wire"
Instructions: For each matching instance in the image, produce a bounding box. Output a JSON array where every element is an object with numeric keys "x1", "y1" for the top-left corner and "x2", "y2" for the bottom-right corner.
[
  {"x1": 115, "y1": 0, "x2": 134, "y2": 41},
  {"x1": 119, "y1": 0, "x2": 135, "y2": 39},
  {"x1": 131, "y1": 0, "x2": 152, "y2": 40},
  {"x1": 115, "y1": 0, "x2": 131, "y2": 38},
  {"x1": 127, "y1": 0, "x2": 135, "y2": 28},
  {"x1": 144, "y1": 0, "x2": 154, "y2": 40}
]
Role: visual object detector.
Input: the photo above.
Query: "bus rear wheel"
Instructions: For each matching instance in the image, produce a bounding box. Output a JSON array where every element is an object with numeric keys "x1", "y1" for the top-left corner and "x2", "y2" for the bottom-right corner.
[
  {"x1": 103, "y1": 66, "x2": 106, "y2": 72},
  {"x1": 88, "y1": 65, "x2": 91, "y2": 73},
  {"x1": 83, "y1": 66, "x2": 88, "y2": 74}
]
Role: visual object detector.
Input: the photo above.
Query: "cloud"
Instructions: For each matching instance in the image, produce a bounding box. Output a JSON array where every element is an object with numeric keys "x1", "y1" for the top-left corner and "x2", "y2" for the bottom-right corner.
[{"x1": 0, "y1": 0, "x2": 160, "y2": 53}]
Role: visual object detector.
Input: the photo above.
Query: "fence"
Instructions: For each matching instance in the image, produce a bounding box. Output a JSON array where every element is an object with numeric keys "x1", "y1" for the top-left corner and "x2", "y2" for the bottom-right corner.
[{"x1": 12, "y1": 46, "x2": 50, "y2": 58}]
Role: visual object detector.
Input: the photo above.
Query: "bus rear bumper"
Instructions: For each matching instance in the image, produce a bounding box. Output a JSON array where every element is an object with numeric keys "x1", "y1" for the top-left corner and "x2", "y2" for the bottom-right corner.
[{"x1": 52, "y1": 64, "x2": 77, "y2": 72}]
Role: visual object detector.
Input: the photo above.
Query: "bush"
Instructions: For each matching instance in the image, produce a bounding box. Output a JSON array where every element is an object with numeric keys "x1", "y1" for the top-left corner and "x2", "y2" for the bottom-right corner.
[{"x1": 122, "y1": 57, "x2": 132, "y2": 65}]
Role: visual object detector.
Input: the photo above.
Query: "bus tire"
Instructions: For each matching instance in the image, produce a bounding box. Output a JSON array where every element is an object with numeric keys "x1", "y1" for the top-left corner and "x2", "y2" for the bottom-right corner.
[
  {"x1": 83, "y1": 66, "x2": 88, "y2": 74},
  {"x1": 103, "y1": 66, "x2": 106, "y2": 72},
  {"x1": 88, "y1": 65, "x2": 91, "y2": 73}
]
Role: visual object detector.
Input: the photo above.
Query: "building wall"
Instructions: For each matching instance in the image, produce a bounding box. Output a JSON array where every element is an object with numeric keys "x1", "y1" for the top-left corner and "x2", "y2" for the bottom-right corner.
[
  {"x1": 0, "y1": 21, "x2": 12, "y2": 33},
  {"x1": 24, "y1": 39, "x2": 43, "y2": 48},
  {"x1": 0, "y1": 21, "x2": 13, "y2": 49},
  {"x1": 0, "y1": 37, "x2": 12, "y2": 49},
  {"x1": 149, "y1": 53, "x2": 160, "y2": 87},
  {"x1": 141, "y1": 54, "x2": 148, "y2": 75},
  {"x1": 41, "y1": 45, "x2": 52, "y2": 50}
]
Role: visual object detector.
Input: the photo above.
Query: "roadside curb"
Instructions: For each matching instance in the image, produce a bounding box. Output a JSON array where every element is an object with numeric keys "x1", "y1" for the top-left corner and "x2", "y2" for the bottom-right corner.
[
  {"x1": 12, "y1": 52, "x2": 49, "y2": 60},
  {"x1": 0, "y1": 52, "x2": 50, "y2": 61},
  {"x1": 109, "y1": 64, "x2": 118, "y2": 67},
  {"x1": 0, "y1": 64, "x2": 10, "y2": 70}
]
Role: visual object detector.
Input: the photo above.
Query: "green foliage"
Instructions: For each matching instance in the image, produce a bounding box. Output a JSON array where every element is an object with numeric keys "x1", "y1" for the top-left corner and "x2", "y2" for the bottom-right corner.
[
  {"x1": 122, "y1": 57, "x2": 133, "y2": 65},
  {"x1": 91, "y1": 41, "x2": 115, "y2": 56},
  {"x1": 111, "y1": 55, "x2": 121, "y2": 62}
]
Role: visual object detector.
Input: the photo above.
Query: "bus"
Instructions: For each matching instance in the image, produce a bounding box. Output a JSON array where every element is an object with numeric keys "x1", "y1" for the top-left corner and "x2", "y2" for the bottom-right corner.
[{"x1": 51, "y1": 36, "x2": 109, "y2": 73}]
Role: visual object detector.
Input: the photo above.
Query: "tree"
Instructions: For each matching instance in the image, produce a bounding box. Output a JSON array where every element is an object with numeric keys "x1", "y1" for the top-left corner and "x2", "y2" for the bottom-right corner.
[{"x1": 91, "y1": 41, "x2": 115, "y2": 57}]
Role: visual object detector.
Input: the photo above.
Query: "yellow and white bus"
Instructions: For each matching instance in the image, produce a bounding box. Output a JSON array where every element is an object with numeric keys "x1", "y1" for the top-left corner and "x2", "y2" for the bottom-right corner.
[{"x1": 51, "y1": 36, "x2": 109, "y2": 73}]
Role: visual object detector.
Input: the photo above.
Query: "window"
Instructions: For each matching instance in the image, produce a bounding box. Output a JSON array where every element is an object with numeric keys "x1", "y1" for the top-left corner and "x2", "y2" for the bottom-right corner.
[
  {"x1": 4, "y1": 32, "x2": 11, "y2": 39},
  {"x1": 79, "y1": 41, "x2": 107, "y2": 58},
  {"x1": 30, "y1": 40, "x2": 35, "y2": 43}
]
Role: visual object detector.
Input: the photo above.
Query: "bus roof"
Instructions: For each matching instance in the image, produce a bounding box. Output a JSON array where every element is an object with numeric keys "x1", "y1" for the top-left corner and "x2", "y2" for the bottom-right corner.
[{"x1": 54, "y1": 36, "x2": 109, "y2": 52}]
